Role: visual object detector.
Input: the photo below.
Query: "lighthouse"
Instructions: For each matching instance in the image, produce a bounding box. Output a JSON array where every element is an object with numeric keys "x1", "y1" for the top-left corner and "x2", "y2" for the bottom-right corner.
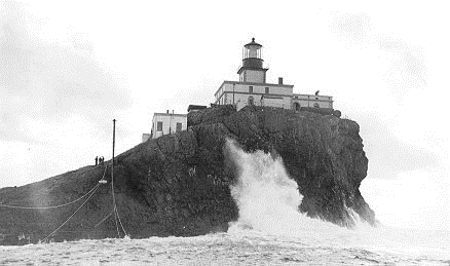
[
  {"x1": 237, "y1": 38, "x2": 268, "y2": 83},
  {"x1": 214, "y1": 38, "x2": 294, "y2": 111}
]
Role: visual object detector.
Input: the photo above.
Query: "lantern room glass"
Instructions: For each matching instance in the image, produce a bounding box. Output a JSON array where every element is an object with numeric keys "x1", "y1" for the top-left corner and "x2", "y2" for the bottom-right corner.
[{"x1": 243, "y1": 45, "x2": 263, "y2": 60}]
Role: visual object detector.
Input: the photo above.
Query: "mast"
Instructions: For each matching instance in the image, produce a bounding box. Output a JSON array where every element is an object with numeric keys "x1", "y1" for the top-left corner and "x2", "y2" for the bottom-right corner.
[
  {"x1": 112, "y1": 119, "x2": 116, "y2": 169},
  {"x1": 111, "y1": 119, "x2": 120, "y2": 237}
]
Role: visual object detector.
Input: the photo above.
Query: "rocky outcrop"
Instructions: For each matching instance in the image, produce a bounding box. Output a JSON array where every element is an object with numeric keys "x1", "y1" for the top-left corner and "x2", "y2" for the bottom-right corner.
[{"x1": 0, "y1": 106, "x2": 375, "y2": 244}]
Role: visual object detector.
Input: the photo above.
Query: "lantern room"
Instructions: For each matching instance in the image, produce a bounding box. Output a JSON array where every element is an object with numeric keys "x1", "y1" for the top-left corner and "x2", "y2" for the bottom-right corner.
[{"x1": 241, "y1": 38, "x2": 264, "y2": 69}]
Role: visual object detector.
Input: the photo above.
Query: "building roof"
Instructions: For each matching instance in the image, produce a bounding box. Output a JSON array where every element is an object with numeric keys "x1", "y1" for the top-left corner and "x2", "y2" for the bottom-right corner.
[
  {"x1": 215, "y1": 80, "x2": 294, "y2": 97},
  {"x1": 293, "y1": 93, "x2": 333, "y2": 99},
  {"x1": 244, "y1": 38, "x2": 262, "y2": 48},
  {"x1": 153, "y1": 113, "x2": 187, "y2": 117},
  {"x1": 187, "y1": 105, "x2": 207, "y2": 112}
]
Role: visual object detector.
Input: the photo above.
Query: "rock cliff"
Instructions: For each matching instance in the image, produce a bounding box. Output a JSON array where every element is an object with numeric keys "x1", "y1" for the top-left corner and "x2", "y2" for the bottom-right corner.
[{"x1": 0, "y1": 106, "x2": 376, "y2": 244}]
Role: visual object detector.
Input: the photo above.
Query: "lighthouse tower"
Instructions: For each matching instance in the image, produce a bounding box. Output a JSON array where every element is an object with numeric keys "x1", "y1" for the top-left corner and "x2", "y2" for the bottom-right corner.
[
  {"x1": 237, "y1": 38, "x2": 268, "y2": 83},
  {"x1": 214, "y1": 38, "x2": 294, "y2": 111}
]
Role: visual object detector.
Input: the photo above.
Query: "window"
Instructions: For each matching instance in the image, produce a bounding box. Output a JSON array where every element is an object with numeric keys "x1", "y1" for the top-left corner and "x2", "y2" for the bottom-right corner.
[
  {"x1": 294, "y1": 102, "x2": 301, "y2": 112},
  {"x1": 248, "y1": 96, "x2": 254, "y2": 106},
  {"x1": 157, "y1": 121, "x2": 163, "y2": 131},
  {"x1": 176, "y1": 122, "x2": 182, "y2": 132},
  {"x1": 313, "y1": 103, "x2": 320, "y2": 108},
  {"x1": 249, "y1": 86, "x2": 253, "y2": 93},
  {"x1": 265, "y1": 87, "x2": 269, "y2": 94}
]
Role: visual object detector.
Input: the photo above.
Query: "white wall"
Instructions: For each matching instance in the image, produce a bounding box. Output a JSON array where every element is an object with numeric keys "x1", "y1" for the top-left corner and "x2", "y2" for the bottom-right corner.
[
  {"x1": 292, "y1": 94, "x2": 333, "y2": 109},
  {"x1": 233, "y1": 93, "x2": 261, "y2": 110},
  {"x1": 262, "y1": 96, "x2": 291, "y2": 109},
  {"x1": 217, "y1": 82, "x2": 293, "y2": 96},
  {"x1": 239, "y1": 69, "x2": 266, "y2": 83},
  {"x1": 151, "y1": 113, "x2": 187, "y2": 139},
  {"x1": 215, "y1": 82, "x2": 294, "y2": 110},
  {"x1": 142, "y1": 133, "x2": 151, "y2": 143},
  {"x1": 215, "y1": 82, "x2": 334, "y2": 111}
]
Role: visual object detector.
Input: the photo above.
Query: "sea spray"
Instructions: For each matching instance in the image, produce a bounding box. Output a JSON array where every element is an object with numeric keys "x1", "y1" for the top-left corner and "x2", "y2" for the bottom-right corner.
[
  {"x1": 225, "y1": 139, "x2": 450, "y2": 259},
  {"x1": 226, "y1": 139, "x2": 301, "y2": 233},
  {"x1": 225, "y1": 139, "x2": 348, "y2": 241}
]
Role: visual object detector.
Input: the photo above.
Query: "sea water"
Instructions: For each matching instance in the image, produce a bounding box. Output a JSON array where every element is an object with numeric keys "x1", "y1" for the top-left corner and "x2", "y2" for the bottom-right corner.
[{"x1": 0, "y1": 140, "x2": 449, "y2": 265}]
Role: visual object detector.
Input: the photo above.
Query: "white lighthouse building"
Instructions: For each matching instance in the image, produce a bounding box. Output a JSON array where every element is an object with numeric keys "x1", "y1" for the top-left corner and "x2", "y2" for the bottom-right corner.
[
  {"x1": 214, "y1": 38, "x2": 334, "y2": 112},
  {"x1": 214, "y1": 38, "x2": 294, "y2": 111}
]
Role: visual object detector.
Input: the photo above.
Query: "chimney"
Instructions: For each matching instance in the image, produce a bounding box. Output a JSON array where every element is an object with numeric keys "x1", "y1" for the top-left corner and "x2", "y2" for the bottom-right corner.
[
  {"x1": 166, "y1": 110, "x2": 169, "y2": 114},
  {"x1": 278, "y1": 77, "x2": 283, "y2": 85}
]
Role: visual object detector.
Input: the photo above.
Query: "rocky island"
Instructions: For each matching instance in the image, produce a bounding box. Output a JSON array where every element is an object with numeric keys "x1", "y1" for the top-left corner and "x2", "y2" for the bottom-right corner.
[{"x1": 0, "y1": 106, "x2": 376, "y2": 245}]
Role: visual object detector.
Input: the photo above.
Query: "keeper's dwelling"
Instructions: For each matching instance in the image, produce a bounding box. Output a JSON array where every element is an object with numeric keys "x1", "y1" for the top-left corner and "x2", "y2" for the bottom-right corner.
[
  {"x1": 142, "y1": 110, "x2": 187, "y2": 141},
  {"x1": 214, "y1": 38, "x2": 333, "y2": 111}
]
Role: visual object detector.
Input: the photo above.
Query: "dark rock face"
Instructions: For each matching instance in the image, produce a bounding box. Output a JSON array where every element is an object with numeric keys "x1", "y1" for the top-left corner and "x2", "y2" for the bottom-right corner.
[{"x1": 0, "y1": 106, "x2": 375, "y2": 244}]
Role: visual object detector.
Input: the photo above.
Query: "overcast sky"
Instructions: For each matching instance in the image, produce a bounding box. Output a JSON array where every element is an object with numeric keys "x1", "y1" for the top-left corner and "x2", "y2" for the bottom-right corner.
[{"x1": 1, "y1": 1, "x2": 448, "y2": 230}]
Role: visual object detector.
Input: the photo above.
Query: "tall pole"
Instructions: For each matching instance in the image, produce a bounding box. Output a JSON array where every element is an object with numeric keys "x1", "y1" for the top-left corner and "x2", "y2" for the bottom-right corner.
[
  {"x1": 111, "y1": 118, "x2": 120, "y2": 237},
  {"x1": 112, "y1": 119, "x2": 116, "y2": 168}
]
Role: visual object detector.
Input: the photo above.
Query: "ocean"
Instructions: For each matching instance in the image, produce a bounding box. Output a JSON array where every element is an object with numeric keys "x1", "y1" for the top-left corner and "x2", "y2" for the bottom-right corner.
[{"x1": 0, "y1": 222, "x2": 448, "y2": 265}]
